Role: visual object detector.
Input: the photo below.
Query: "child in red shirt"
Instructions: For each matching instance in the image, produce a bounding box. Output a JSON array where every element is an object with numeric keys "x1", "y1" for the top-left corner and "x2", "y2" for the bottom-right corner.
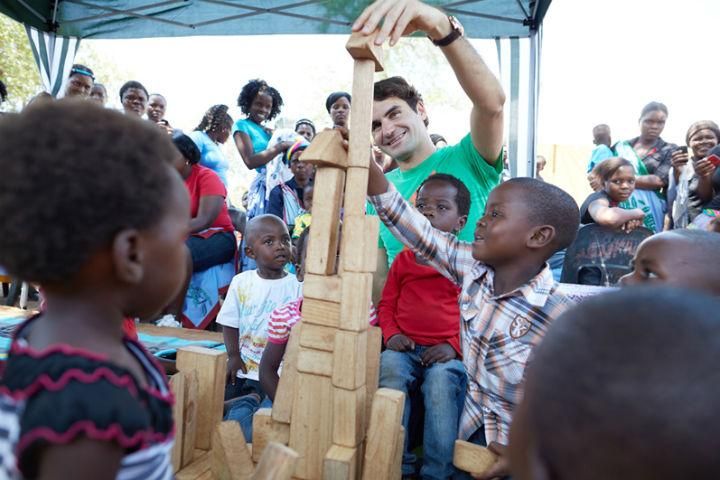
[{"x1": 378, "y1": 174, "x2": 469, "y2": 479}]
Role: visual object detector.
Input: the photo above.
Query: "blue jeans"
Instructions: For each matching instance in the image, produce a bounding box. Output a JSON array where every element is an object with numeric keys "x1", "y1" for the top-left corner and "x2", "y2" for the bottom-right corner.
[
  {"x1": 186, "y1": 231, "x2": 236, "y2": 272},
  {"x1": 379, "y1": 347, "x2": 467, "y2": 480},
  {"x1": 224, "y1": 387, "x2": 273, "y2": 442}
]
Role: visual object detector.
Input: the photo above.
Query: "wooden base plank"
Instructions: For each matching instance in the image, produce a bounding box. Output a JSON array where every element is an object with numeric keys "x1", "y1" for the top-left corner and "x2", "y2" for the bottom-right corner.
[
  {"x1": 289, "y1": 373, "x2": 334, "y2": 479},
  {"x1": 361, "y1": 388, "x2": 405, "y2": 480}
]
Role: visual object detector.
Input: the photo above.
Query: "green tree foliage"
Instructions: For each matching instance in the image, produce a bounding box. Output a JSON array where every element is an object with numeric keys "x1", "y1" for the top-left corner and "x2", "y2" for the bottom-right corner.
[{"x1": 0, "y1": 14, "x2": 41, "y2": 109}]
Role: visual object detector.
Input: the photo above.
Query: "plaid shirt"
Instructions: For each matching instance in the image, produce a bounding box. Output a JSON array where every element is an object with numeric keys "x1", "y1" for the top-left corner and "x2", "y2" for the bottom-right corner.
[{"x1": 370, "y1": 187, "x2": 576, "y2": 445}]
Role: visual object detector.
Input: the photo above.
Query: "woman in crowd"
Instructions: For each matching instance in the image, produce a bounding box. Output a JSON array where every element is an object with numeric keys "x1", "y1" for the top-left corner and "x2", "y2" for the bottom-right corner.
[
  {"x1": 613, "y1": 102, "x2": 675, "y2": 231},
  {"x1": 295, "y1": 118, "x2": 316, "y2": 142},
  {"x1": 63, "y1": 64, "x2": 94, "y2": 99},
  {"x1": 189, "y1": 104, "x2": 234, "y2": 187},
  {"x1": 326, "y1": 91, "x2": 351, "y2": 128},
  {"x1": 579, "y1": 157, "x2": 647, "y2": 232},
  {"x1": 267, "y1": 139, "x2": 312, "y2": 232},
  {"x1": 119, "y1": 80, "x2": 149, "y2": 117},
  {"x1": 168, "y1": 133, "x2": 236, "y2": 316},
  {"x1": 668, "y1": 120, "x2": 720, "y2": 228}
]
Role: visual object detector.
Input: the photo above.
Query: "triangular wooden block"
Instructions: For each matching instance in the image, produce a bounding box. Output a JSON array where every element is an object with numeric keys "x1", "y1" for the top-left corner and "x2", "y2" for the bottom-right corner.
[
  {"x1": 300, "y1": 129, "x2": 348, "y2": 168},
  {"x1": 345, "y1": 30, "x2": 385, "y2": 72}
]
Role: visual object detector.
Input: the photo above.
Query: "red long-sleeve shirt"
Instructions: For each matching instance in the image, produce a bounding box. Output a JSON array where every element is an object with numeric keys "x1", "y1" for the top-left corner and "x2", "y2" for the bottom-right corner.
[{"x1": 378, "y1": 249, "x2": 462, "y2": 356}]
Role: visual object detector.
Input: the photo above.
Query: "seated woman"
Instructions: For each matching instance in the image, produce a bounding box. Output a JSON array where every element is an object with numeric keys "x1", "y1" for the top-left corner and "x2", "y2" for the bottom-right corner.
[
  {"x1": 189, "y1": 104, "x2": 234, "y2": 187},
  {"x1": 668, "y1": 120, "x2": 720, "y2": 228},
  {"x1": 580, "y1": 157, "x2": 647, "y2": 232},
  {"x1": 267, "y1": 140, "x2": 312, "y2": 231},
  {"x1": 168, "y1": 134, "x2": 236, "y2": 321}
]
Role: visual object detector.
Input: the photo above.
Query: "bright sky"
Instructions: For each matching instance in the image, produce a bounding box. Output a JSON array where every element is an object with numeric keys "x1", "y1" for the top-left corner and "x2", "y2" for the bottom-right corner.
[{"x1": 76, "y1": 0, "x2": 718, "y2": 150}]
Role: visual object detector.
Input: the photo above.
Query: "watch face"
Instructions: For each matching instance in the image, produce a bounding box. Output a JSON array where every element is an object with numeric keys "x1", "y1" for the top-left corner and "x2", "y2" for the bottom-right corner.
[{"x1": 449, "y1": 16, "x2": 464, "y2": 35}]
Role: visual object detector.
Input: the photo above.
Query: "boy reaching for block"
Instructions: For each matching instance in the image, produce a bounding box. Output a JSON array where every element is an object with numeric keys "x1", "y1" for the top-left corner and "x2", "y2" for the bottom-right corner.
[
  {"x1": 366, "y1": 158, "x2": 581, "y2": 478},
  {"x1": 217, "y1": 215, "x2": 302, "y2": 425},
  {"x1": 378, "y1": 174, "x2": 469, "y2": 479},
  {"x1": 508, "y1": 287, "x2": 720, "y2": 480}
]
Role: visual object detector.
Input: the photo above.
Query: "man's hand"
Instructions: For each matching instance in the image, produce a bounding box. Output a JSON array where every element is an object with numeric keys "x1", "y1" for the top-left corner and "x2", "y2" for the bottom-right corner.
[
  {"x1": 226, "y1": 354, "x2": 247, "y2": 385},
  {"x1": 352, "y1": 0, "x2": 449, "y2": 47},
  {"x1": 695, "y1": 158, "x2": 716, "y2": 178},
  {"x1": 473, "y1": 442, "x2": 510, "y2": 480},
  {"x1": 386, "y1": 334, "x2": 415, "y2": 352},
  {"x1": 420, "y1": 342, "x2": 457, "y2": 365}
]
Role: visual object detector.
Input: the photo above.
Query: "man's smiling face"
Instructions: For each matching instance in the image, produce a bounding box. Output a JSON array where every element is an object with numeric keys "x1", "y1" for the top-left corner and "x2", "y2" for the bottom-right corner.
[{"x1": 372, "y1": 97, "x2": 428, "y2": 163}]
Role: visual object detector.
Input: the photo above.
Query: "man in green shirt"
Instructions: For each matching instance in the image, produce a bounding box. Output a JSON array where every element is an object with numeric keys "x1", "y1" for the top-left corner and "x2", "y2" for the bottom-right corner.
[{"x1": 361, "y1": 0, "x2": 506, "y2": 298}]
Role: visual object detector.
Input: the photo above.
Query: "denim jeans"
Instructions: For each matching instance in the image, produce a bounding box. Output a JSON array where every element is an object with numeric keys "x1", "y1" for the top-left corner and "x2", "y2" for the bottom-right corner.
[
  {"x1": 186, "y1": 231, "x2": 236, "y2": 272},
  {"x1": 224, "y1": 390, "x2": 273, "y2": 442},
  {"x1": 379, "y1": 347, "x2": 467, "y2": 479}
]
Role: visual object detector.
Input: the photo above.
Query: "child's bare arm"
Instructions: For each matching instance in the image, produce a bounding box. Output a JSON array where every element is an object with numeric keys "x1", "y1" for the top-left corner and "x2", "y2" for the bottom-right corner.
[
  {"x1": 38, "y1": 437, "x2": 123, "y2": 480},
  {"x1": 222, "y1": 326, "x2": 246, "y2": 384},
  {"x1": 588, "y1": 199, "x2": 645, "y2": 229},
  {"x1": 259, "y1": 341, "x2": 286, "y2": 401},
  {"x1": 367, "y1": 151, "x2": 389, "y2": 196}
]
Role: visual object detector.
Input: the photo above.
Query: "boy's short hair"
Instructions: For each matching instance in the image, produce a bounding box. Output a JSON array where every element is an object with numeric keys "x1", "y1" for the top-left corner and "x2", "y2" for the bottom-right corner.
[
  {"x1": 523, "y1": 287, "x2": 720, "y2": 480},
  {"x1": 417, "y1": 173, "x2": 471, "y2": 217},
  {"x1": 505, "y1": 178, "x2": 579, "y2": 251},
  {"x1": 245, "y1": 214, "x2": 288, "y2": 245},
  {"x1": 0, "y1": 100, "x2": 177, "y2": 284},
  {"x1": 374, "y1": 77, "x2": 429, "y2": 127}
]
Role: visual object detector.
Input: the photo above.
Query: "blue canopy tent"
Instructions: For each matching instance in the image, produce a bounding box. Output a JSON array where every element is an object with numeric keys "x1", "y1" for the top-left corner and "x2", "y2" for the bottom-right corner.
[{"x1": 0, "y1": 0, "x2": 551, "y2": 176}]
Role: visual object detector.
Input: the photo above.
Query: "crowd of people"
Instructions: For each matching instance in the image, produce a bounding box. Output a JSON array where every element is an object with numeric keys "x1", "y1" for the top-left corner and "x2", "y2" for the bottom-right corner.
[{"x1": 0, "y1": 0, "x2": 719, "y2": 479}]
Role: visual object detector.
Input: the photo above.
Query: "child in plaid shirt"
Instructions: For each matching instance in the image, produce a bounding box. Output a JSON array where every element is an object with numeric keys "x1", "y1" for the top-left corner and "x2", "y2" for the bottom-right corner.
[{"x1": 368, "y1": 163, "x2": 581, "y2": 478}]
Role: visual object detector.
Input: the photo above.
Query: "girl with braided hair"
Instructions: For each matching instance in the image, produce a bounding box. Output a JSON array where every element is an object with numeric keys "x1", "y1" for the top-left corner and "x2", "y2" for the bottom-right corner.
[{"x1": 188, "y1": 104, "x2": 234, "y2": 187}]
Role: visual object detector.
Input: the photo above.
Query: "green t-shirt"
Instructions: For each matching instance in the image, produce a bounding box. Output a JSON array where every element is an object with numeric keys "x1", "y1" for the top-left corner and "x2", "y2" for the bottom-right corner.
[{"x1": 370, "y1": 134, "x2": 503, "y2": 266}]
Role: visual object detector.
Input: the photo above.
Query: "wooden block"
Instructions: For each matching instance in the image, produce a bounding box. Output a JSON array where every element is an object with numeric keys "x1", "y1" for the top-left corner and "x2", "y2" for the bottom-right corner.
[
  {"x1": 289, "y1": 373, "x2": 334, "y2": 479},
  {"x1": 345, "y1": 31, "x2": 384, "y2": 71},
  {"x1": 306, "y1": 167, "x2": 345, "y2": 275},
  {"x1": 343, "y1": 167, "x2": 370, "y2": 217},
  {"x1": 302, "y1": 274, "x2": 342, "y2": 303},
  {"x1": 393, "y1": 427, "x2": 405, "y2": 480},
  {"x1": 181, "y1": 370, "x2": 199, "y2": 468},
  {"x1": 252, "y1": 408, "x2": 291, "y2": 463},
  {"x1": 339, "y1": 272, "x2": 373, "y2": 331},
  {"x1": 340, "y1": 216, "x2": 379, "y2": 273},
  {"x1": 323, "y1": 445, "x2": 358, "y2": 480},
  {"x1": 176, "y1": 450, "x2": 211, "y2": 480},
  {"x1": 361, "y1": 388, "x2": 406, "y2": 480},
  {"x1": 210, "y1": 422, "x2": 254, "y2": 480},
  {"x1": 333, "y1": 386, "x2": 366, "y2": 447},
  {"x1": 299, "y1": 323, "x2": 336, "y2": 352},
  {"x1": 365, "y1": 327, "x2": 383, "y2": 422},
  {"x1": 297, "y1": 346, "x2": 333, "y2": 377},
  {"x1": 252, "y1": 442, "x2": 299, "y2": 480},
  {"x1": 332, "y1": 331, "x2": 367, "y2": 390},
  {"x1": 272, "y1": 324, "x2": 302, "y2": 424},
  {"x1": 176, "y1": 347, "x2": 227, "y2": 450},
  {"x1": 169, "y1": 372, "x2": 185, "y2": 473},
  {"x1": 453, "y1": 440, "x2": 498, "y2": 476},
  {"x1": 302, "y1": 297, "x2": 341, "y2": 328},
  {"x1": 300, "y1": 129, "x2": 348, "y2": 168}
]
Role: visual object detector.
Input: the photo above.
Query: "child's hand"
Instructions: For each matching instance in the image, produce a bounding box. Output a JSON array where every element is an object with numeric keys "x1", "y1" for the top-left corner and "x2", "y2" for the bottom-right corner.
[
  {"x1": 226, "y1": 355, "x2": 247, "y2": 385},
  {"x1": 386, "y1": 334, "x2": 415, "y2": 352},
  {"x1": 473, "y1": 442, "x2": 510, "y2": 480},
  {"x1": 420, "y1": 342, "x2": 457, "y2": 365},
  {"x1": 621, "y1": 218, "x2": 643, "y2": 233}
]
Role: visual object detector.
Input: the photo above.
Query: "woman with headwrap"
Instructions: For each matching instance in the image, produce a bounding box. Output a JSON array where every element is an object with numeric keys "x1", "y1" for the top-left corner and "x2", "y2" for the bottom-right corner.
[
  {"x1": 326, "y1": 91, "x2": 351, "y2": 128},
  {"x1": 266, "y1": 139, "x2": 312, "y2": 232},
  {"x1": 668, "y1": 120, "x2": 720, "y2": 228}
]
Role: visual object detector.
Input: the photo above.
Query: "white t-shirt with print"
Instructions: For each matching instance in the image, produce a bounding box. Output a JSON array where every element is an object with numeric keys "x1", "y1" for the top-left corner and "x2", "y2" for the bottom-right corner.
[{"x1": 216, "y1": 270, "x2": 302, "y2": 380}]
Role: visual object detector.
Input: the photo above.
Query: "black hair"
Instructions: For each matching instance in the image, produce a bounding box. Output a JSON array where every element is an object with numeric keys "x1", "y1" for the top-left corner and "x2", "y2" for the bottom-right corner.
[
  {"x1": 295, "y1": 118, "x2": 316, "y2": 135},
  {"x1": 595, "y1": 157, "x2": 633, "y2": 181},
  {"x1": 69, "y1": 64, "x2": 94, "y2": 80},
  {"x1": 0, "y1": 99, "x2": 177, "y2": 284},
  {"x1": 374, "y1": 76, "x2": 428, "y2": 127},
  {"x1": 639, "y1": 101, "x2": 668, "y2": 120},
  {"x1": 237, "y1": 79, "x2": 283, "y2": 121},
  {"x1": 429, "y1": 133, "x2": 447, "y2": 146},
  {"x1": 195, "y1": 104, "x2": 233, "y2": 134},
  {"x1": 244, "y1": 214, "x2": 288, "y2": 246},
  {"x1": 504, "y1": 178, "x2": 580, "y2": 252},
  {"x1": 119, "y1": 80, "x2": 149, "y2": 101},
  {"x1": 525, "y1": 287, "x2": 720, "y2": 480},
  {"x1": 325, "y1": 92, "x2": 351, "y2": 113},
  {"x1": 417, "y1": 173, "x2": 471, "y2": 217},
  {"x1": 0, "y1": 80, "x2": 7, "y2": 103},
  {"x1": 149, "y1": 93, "x2": 166, "y2": 101},
  {"x1": 172, "y1": 133, "x2": 201, "y2": 165}
]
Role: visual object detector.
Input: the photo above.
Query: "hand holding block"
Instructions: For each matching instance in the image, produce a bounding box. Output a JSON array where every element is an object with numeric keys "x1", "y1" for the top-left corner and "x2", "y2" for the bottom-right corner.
[
  {"x1": 346, "y1": 30, "x2": 385, "y2": 72},
  {"x1": 210, "y1": 422, "x2": 254, "y2": 480},
  {"x1": 299, "y1": 129, "x2": 348, "y2": 169},
  {"x1": 251, "y1": 442, "x2": 298, "y2": 480},
  {"x1": 453, "y1": 440, "x2": 498, "y2": 475}
]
